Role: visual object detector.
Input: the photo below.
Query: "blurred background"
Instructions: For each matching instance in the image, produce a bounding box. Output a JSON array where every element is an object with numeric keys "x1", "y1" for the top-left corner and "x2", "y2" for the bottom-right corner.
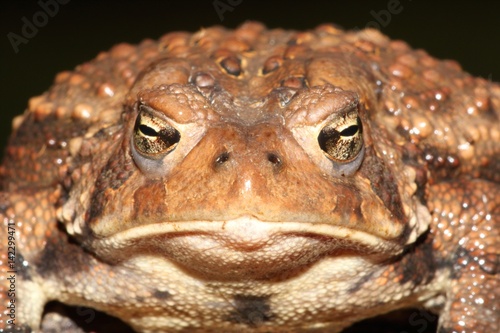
[{"x1": 1, "y1": 0, "x2": 499, "y2": 150}]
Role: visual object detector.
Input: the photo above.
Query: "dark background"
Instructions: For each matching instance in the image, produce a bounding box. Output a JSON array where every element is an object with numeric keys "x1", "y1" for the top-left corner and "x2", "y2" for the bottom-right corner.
[{"x1": 1, "y1": 0, "x2": 499, "y2": 150}]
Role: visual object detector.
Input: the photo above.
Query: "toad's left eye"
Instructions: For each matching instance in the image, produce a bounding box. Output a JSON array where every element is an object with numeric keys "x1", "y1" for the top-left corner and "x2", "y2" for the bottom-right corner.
[
  {"x1": 133, "y1": 106, "x2": 180, "y2": 157},
  {"x1": 318, "y1": 114, "x2": 363, "y2": 162}
]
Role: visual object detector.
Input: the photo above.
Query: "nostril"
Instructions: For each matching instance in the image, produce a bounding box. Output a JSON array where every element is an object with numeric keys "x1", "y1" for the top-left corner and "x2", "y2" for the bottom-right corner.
[
  {"x1": 267, "y1": 152, "x2": 282, "y2": 166},
  {"x1": 215, "y1": 151, "x2": 230, "y2": 165}
]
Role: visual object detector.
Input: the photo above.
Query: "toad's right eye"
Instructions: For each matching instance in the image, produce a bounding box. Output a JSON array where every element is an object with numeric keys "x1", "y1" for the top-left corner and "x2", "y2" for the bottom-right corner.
[
  {"x1": 133, "y1": 105, "x2": 180, "y2": 157},
  {"x1": 318, "y1": 114, "x2": 363, "y2": 163}
]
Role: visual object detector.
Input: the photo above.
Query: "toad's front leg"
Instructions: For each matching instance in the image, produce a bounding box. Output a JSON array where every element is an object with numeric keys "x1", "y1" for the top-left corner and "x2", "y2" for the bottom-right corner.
[
  {"x1": 0, "y1": 190, "x2": 61, "y2": 332},
  {"x1": 428, "y1": 180, "x2": 499, "y2": 332}
]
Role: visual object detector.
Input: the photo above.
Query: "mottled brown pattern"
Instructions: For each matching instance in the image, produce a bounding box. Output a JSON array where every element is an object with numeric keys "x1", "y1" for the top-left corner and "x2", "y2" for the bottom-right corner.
[{"x1": 0, "y1": 22, "x2": 498, "y2": 333}]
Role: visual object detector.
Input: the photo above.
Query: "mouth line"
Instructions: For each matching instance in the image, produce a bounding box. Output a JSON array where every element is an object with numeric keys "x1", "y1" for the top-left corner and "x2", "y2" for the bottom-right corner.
[{"x1": 89, "y1": 216, "x2": 403, "y2": 254}]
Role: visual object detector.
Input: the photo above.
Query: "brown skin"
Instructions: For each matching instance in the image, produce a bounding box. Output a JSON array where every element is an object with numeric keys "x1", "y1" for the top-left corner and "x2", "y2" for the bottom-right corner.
[{"x1": 0, "y1": 22, "x2": 498, "y2": 332}]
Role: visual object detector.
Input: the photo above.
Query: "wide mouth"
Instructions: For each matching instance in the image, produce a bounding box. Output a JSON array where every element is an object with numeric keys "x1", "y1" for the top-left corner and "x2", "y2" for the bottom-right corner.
[
  {"x1": 87, "y1": 216, "x2": 405, "y2": 280},
  {"x1": 89, "y1": 216, "x2": 403, "y2": 254}
]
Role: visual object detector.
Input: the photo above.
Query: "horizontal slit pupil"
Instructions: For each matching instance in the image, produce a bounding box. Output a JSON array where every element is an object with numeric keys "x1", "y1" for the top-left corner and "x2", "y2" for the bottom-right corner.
[
  {"x1": 140, "y1": 124, "x2": 158, "y2": 137},
  {"x1": 340, "y1": 125, "x2": 358, "y2": 137}
]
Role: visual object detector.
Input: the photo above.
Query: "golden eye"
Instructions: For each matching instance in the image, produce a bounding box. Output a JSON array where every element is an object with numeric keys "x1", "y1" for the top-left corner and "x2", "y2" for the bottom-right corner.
[
  {"x1": 318, "y1": 114, "x2": 363, "y2": 162},
  {"x1": 133, "y1": 106, "x2": 180, "y2": 157}
]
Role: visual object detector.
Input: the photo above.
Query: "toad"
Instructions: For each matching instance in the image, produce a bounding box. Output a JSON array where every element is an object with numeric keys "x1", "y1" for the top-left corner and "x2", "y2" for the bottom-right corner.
[{"x1": 0, "y1": 22, "x2": 498, "y2": 332}]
